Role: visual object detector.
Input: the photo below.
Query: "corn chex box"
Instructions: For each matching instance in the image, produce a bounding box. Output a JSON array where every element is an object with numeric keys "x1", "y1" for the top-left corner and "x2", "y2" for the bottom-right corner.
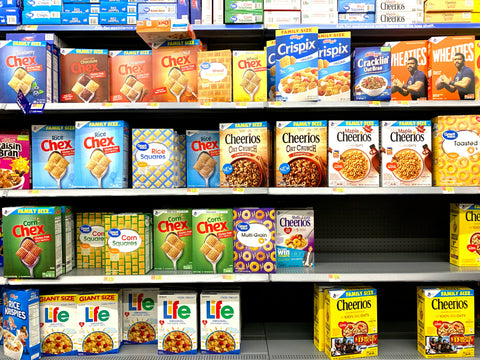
[{"x1": 76, "y1": 212, "x2": 109, "y2": 269}]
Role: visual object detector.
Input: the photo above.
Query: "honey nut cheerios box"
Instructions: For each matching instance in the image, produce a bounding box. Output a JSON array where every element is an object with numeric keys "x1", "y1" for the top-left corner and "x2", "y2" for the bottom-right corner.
[
  {"x1": 232, "y1": 50, "x2": 267, "y2": 102},
  {"x1": 123, "y1": 288, "x2": 158, "y2": 345},
  {"x1": 417, "y1": 286, "x2": 474, "y2": 358},
  {"x1": 76, "y1": 212, "x2": 110, "y2": 269},
  {"x1": 0, "y1": 131, "x2": 31, "y2": 190},
  {"x1": 450, "y1": 204, "x2": 480, "y2": 267},
  {"x1": 324, "y1": 286, "x2": 378, "y2": 360}
]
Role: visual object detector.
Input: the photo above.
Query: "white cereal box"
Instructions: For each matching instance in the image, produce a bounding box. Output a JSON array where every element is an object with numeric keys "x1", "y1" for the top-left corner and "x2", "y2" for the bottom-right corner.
[
  {"x1": 123, "y1": 288, "x2": 158, "y2": 345},
  {"x1": 186, "y1": 130, "x2": 220, "y2": 188}
]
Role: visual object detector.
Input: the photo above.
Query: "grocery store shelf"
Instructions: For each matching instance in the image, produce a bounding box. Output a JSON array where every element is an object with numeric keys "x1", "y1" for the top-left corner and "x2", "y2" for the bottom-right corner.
[
  {"x1": 268, "y1": 186, "x2": 480, "y2": 195},
  {"x1": 3, "y1": 24, "x2": 137, "y2": 32}
]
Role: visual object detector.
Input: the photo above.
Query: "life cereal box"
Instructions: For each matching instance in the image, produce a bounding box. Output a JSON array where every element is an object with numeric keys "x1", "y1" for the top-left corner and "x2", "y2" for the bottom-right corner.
[
  {"x1": 318, "y1": 32, "x2": 351, "y2": 101},
  {"x1": 475, "y1": 40, "x2": 480, "y2": 100},
  {"x1": 198, "y1": 49, "x2": 232, "y2": 102},
  {"x1": 450, "y1": 204, "x2": 480, "y2": 267},
  {"x1": 353, "y1": 46, "x2": 391, "y2": 101},
  {"x1": 0, "y1": 131, "x2": 30, "y2": 190},
  {"x1": 186, "y1": 130, "x2": 220, "y2": 188},
  {"x1": 328, "y1": 121, "x2": 380, "y2": 187},
  {"x1": 123, "y1": 288, "x2": 158, "y2": 345},
  {"x1": 428, "y1": 36, "x2": 475, "y2": 100},
  {"x1": 267, "y1": 40, "x2": 276, "y2": 101},
  {"x1": 314, "y1": 284, "x2": 332, "y2": 352},
  {"x1": 381, "y1": 121, "x2": 432, "y2": 187},
  {"x1": 386, "y1": 40, "x2": 428, "y2": 101},
  {"x1": 432, "y1": 115, "x2": 480, "y2": 186},
  {"x1": 275, "y1": 121, "x2": 327, "y2": 187},
  {"x1": 76, "y1": 212, "x2": 109, "y2": 269},
  {"x1": 233, "y1": 207, "x2": 275, "y2": 273},
  {"x1": 158, "y1": 290, "x2": 197, "y2": 354},
  {"x1": 275, "y1": 27, "x2": 318, "y2": 102},
  {"x1": 417, "y1": 286, "x2": 474, "y2": 358},
  {"x1": 232, "y1": 50, "x2": 267, "y2": 102},
  {"x1": 325, "y1": 286, "x2": 378, "y2": 360},
  {"x1": 200, "y1": 290, "x2": 240, "y2": 354}
]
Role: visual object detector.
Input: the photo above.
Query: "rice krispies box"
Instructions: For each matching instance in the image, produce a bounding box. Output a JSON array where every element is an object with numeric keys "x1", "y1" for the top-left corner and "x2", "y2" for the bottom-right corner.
[
  {"x1": 186, "y1": 130, "x2": 220, "y2": 188},
  {"x1": 76, "y1": 212, "x2": 108, "y2": 269},
  {"x1": 123, "y1": 288, "x2": 158, "y2": 345},
  {"x1": 354, "y1": 46, "x2": 391, "y2": 101},
  {"x1": 0, "y1": 131, "x2": 30, "y2": 190},
  {"x1": 450, "y1": 204, "x2": 480, "y2": 267}
]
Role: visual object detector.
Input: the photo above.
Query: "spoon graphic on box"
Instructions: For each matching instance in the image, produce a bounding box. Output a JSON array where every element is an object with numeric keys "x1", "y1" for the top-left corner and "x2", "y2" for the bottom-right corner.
[
  {"x1": 193, "y1": 151, "x2": 217, "y2": 187},
  {"x1": 85, "y1": 148, "x2": 111, "y2": 188},
  {"x1": 200, "y1": 233, "x2": 225, "y2": 273},
  {"x1": 15, "y1": 237, "x2": 42, "y2": 278},
  {"x1": 44, "y1": 151, "x2": 70, "y2": 189},
  {"x1": 160, "y1": 232, "x2": 185, "y2": 270}
]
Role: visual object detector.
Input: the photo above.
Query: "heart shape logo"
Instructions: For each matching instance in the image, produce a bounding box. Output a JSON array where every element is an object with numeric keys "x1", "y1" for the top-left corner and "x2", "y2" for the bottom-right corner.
[
  {"x1": 159, "y1": 320, "x2": 164, "y2": 325},
  {"x1": 284, "y1": 227, "x2": 292, "y2": 235},
  {"x1": 433, "y1": 321, "x2": 443, "y2": 328},
  {"x1": 467, "y1": 244, "x2": 477, "y2": 253},
  {"x1": 40, "y1": 323, "x2": 44, "y2": 328},
  {"x1": 125, "y1": 312, "x2": 130, "y2": 317},
  {"x1": 79, "y1": 322, "x2": 85, "y2": 328},
  {"x1": 202, "y1": 320, "x2": 208, "y2": 325},
  {"x1": 386, "y1": 162, "x2": 397, "y2": 171},
  {"x1": 333, "y1": 162, "x2": 344, "y2": 171},
  {"x1": 338, "y1": 321, "x2": 348, "y2": 329}
]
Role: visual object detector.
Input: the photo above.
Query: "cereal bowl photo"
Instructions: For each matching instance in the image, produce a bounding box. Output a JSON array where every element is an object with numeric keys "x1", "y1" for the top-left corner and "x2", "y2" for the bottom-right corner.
[
  {"x1": 337, "y1": 149, "x2": 371, "y2": 182},
  {"x1": 163, "y1": 330, "x2": 192, "y2": 353},
  {"x1": 128, "y1": 322, "x2": 156, "y2": 343},
  {"x1": 391, "y1": 149, "x2": 423, "y2": 182},
  {"x1": 359, "y1": 75, "x2": 387, "y2": 97},
  {"x1": 206, "y1": 330, "x2": 235, "y2": 353},
  {"x1": 82, "y1": 331, "x2": 113, "y2": 354},
  {"x1": 0, "y1": 168, "x2": 24, "y2": 189},
  {"x1": 318, "y1": 71, "x2": 351, "y2": 99},
  {"x1": 225, "y1": 158, "x2": 263, "y2": 187},
  {"x1": 284, "y1": 158, "x2": 322, "y2": 187},
  {"x1": 284, "y1": 233, "x2": 308, "y2": 250},
  {"x1": 42, "y1": 332, "x2": 73, "y2": 355},
  {"x1": 4, "y1": 330, "x2": 23, "y2": 360}
]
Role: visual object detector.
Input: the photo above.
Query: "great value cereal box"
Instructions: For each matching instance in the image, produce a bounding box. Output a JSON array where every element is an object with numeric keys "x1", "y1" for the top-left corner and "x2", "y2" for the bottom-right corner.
[
  {"x1": 338, "y1": 0, "x2": 375, "y2": 12},
  {"x1": 266, "y1": 40, "x2": 276, "y2": 101},
  {"x1": 0, "y1": 131, "x2": 30, "y2": 190},
  {"x1": 450, "y1": 204, "x2": 480, "y2": 267},
  {"x1": 353, "y1": 46, "x2": 391, "y2": 101},
  {"x1": 232, "y1": 50, "x2": 267, "y2": 102},
  {"x1": 123, "y1": 288, "x2": 158, "y2": 345},
  {"x1": 425, "y1": 12, "x2": 472, "y2": 23},
  {"x1": 186, "y1": 130, "x2": 220, "y2": 188},
  {"x1": 417, "y1": 286, "x2": 474, "y2": 358},
  {"x1": 76, "y1": 212, "x2": 108, "y2": 269},
  {"x1": 424, "y1": 0, "x2": 473, "y2": 12},
  {"x1": 198, "y1": 50, "x2": 232, "y2": 102}
]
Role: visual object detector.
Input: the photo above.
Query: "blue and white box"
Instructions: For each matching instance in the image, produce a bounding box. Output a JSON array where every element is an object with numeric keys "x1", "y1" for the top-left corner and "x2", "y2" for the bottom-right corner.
[
  {"x1": 177, "y1": 0, "x2": 189, "y2": 19},
  {"x1": 0, "y1": 0, "x2": 21, "y2": 7},
  {"x1": 100, "y1": 1, "x2": 127, "y2": 11},
  {"x1": 0, "y1": 7, "x2": 21, "y2": 23},
  {"x1": 137, "y1": 2, "x2": 176, "y2": 15},
  {"x1": 22, "y1": 9, "x2": 62, "y2": 24},
  {"x1": 353, "y1": 46, "x2": 391, "y2": 101},
  {"x1": 23, "y1": 0, "x2": 62, "y2": 8},
  {"x1": 61, "y1": 12, "x2": 99, "y2": 23},
  {"x1": 99, "y1": 11, "x2": 135, "y2": 23},
  {"x1": 63, "y1": 3, "x2": 100, "y2": 12},
  {"x1": 338, "y1": 12, "x2": 374, "y2": 22},
  {"x1": 186, "y1": 130, "x2": 220, "y2": 188},
  {"x1": 189, "y1": 0, "x2": 200, "y2": 23},
  {"x1": 338, "y1": 0, "x2": 375, "y2": 12}
]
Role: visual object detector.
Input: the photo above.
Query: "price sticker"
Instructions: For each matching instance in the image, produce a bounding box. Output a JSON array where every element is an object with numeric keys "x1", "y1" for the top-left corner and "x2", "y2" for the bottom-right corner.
[
  {"x1": 328, "y1": 274, "x2": 341, "y2": 282},
  {"x1": 103, "y1": 276, "x2": 115, "y2": 282},
  {"x1": 25, "y1": 25, "x2": 38, "y2": 30},
  {"x1": 442, "y1": 187, "x2": 455, "y2": 194},
  {"x1": 265, "y1": 23, "x2": 279, "y2": 29},
  {"x1": 235, "y1": 102, "x2": 247, "y2": 108},
  {"x1": 102, "y1": 102, "x2": 113, "y2": 107},
  {"x1": 333, "y1": 188, "x2": 345, "y2": 193},
  {"x1": 232, "y1": 188, "x2": 245, "y2": 194},
  {"x1": 222, "y1": 274, "x2": 234, "y2": 281},
  {"x1": 9, "y1": 279, "x2": 23, "y2": 284},
  {"x1": 399, "y1": 101, "x2": 410, "y2": 106},
  {"x1": 29, "y1": 189, "x2": 40, "y2": 194},
  {"x1": 200, "y1": 101, "x2": 212, "y2": 107},
  {"x1": 368, "y1": 101, "x2": 381, "y2": 107},
  {"x1": 147, "y1": 102, "x2": 159, "y2": 108},
  {"x1": 151, "y1": 275, "x2": 162, "y2": 281},
  {"x1": 187, "y1": 188, "x2": 199, "y2": 195},
  {"x1": 269, "y1": 101, "x2": 283, "y2": 107}
]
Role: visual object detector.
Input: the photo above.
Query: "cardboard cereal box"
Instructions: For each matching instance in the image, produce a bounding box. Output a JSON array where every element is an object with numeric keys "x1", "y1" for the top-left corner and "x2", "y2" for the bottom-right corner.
[
  {"x1": 275, "y1": 121, "x2": 327, "y2": 187},
  {"x1": 417, "y1": 286, "x2": 474, "y2": 358},
  {"x1": 40, "y1": 293, "x2": 77, "y2": 356},
  {"x1": 275, "y1": 27, "x2": 318, "y2": 102},
  {"x1": 233, "y1": 207, "x2": 275, "y2": 273},
  {"x1": 153, "y1": 209, "x2": 192, "y2": 270},
  {"x1": 186, "y1": 130, "x2": 220, "y2": 188},
  {"x1": 424, "y1": 0, "x2": 473, "y2": 12},
  {"x1": 179, "y1": 134, "x2": 186, "y2": 187},
  {"x1": 123, "y1": 288, "x2": 158, "y2": 345},
  {"x1": 432, "y1": 115, "x2": 480, "y2": 186},
  {"x1": 200, "y1": 290, "x2": 240, "y2": 354},
  {"x1": 353, "y1": 46, "x2": 391, "y2": 101},
  {"x1": 314, "y1": 284, "x2": 333, "y2": 352},
  {"x1": 0, "y1": 214, "x2": 3, "y2": 267},
  {"x1": 232, "y1": 50, "x2": 267, "y2": 102},
  {"x1": 328, "y1": 121, "x2": 380, "y2": 187},
  {"x1": 381, "y1": 121, "x2": 432, "y2": 187},
  {"x1": 198, "y1": 49, "x2": 232, "y2": 102},
  {"x1": 192, "y1": 209, "x2": 233, "y2": 273},
  {"x1": 76, "y1": 212, "x2": 108, "y2": 269},
  {"x1": 475, "y1": 41, "x2": 480, "y2": 100},
  {"x1": 450, "y1": 204, "x2": 480, "y2": 267},
  {"x1": 3, "y1": 206, "x2": 63, "y2": 278},
  {"x1": 219, "y1": 122, "x2": 272, "y2": 187},
  {"x1": 424, "y1": 12, "x2": 472, "y2": 23},
  {"x1": 0, "y1": 131, "x2": 30, "y2": 190},
  {"x1": 338, "y1": 0, "x2": 375, "y2": 12},
  {"x1": 61, "y1": 205, "x2": 74, "y2": 273},
  {"x1": 266, "y1": 40, "x2": 276, "y2": 101},
  {"x1": 428, "y1": 36, "x2": 475, "y2": 100},
  {"x1": 158, "y1": 290, "x2": 197, "y2": 354}
]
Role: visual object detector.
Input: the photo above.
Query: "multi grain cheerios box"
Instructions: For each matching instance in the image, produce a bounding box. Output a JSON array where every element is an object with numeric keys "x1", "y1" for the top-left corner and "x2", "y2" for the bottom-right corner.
[
  {"x1": 381, "y1": 121, "x2": 432, "y2": 187},
  {"x1": 76, "y1": 212, "x2": 109, "y2": 269},
  {"x1": 417, "y1": 286, "x2": 474, "y2": 358},
  {"x1": 232, "y1": 50, "x2": 267, "y2": 102},
  {"x1": 123, "y1": 288, "x2": 158, "y2": 345},
  {"x1": 450, "y1": 204, "x2": 480, "y2": 267},
  {"x1": 0, "y1": 131, "x2": 31, "y2": 190},
  {"x1": 200, "y1": 290, "x2": 240, "y2": 354},
  {"x1": 325, "y1": 286, "x2": 378, "y2": 360},
  {"x1": 328, "y1": 120, "x2": 380, "y2": 187},
  {"x1": 186, "y1": 130, "x2": 220, "y2": 188},
  {"x1": 267, "y1": 40, "x2": 276, "y2": 101},
  {"x1": 353, "y1": 46, "x2": 391, "y2": 101},
  {"x1": 158, "y1": 290, "x2": 197, "y2": 354}
]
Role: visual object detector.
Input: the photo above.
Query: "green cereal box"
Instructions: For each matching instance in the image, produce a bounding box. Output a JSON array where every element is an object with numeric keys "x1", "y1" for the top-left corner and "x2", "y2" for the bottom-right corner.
[
  {"x1": 104, "y1": 213, "x2": 153, "y2": 275},
  {"x1": 76, "y1": 212, "x2": 109, "y2": 269},
  {"x1": 192, "y1": 209, "x2": 234, "y2": 274},
  {"x1": 153, "y1": 209, "x2": 193, "y2": 270},
  {"x1": 2, "y1": 206, "x2": 63, "y2": 278},
  {"x1": 61, "y1": 206, "x2": 74, "y2": 273}
]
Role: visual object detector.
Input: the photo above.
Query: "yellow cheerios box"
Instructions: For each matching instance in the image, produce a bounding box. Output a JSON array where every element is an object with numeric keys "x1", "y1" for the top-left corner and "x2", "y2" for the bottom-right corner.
[
  {"x1": 417, "y1": 286, "x2": 475, "y2": 358},
  {"x1": 324, "y1": 286, "x2": 378, "y2": 360},
  {"x1": 232, "y1": 50, "x2": 267, "y2": 102},
  {"x1": 314, "y1": 284, "x2": 332, "y2": 352},
  {"x1": 450, "y1": 204, "x2": 480, "y2": 267}
]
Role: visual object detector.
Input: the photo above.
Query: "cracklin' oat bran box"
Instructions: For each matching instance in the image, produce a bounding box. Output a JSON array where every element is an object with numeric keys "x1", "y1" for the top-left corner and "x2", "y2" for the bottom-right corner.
[
  {"x1": 417, "y1": 286, "x2": 474, "y2": 358},
  {"x1": 123, "y1": 288, "x2": 158, "y2": 345},
  {"x1": 76, "y1": 212, "x2": 109, "y2": 269},
  {"x1": 353, "y1": 46, "x2": 391, "y2": 101},
  {"x1": 450, "y1": 204, "x2": 480, "y2": 267},
  {"x1": 233, "y1": 50, "x2": 267, "y2": 102}
]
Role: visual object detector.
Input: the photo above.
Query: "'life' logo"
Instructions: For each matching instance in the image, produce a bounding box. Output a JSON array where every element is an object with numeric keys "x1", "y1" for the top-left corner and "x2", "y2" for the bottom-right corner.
[
  {"x1": 45, "y1": 307, "x2": 69, "y2": 323},
  {"x1": 206, "y1": 301, "x2": 234, "y2": 319},
  {"x1": 163, "y1": 300, "x2": 191, "y2": 319},
  {"x1": 85, "y1": 306, "x2": 109, "y2": 322},
  {"x1": 128, "y1": 293, "x2": 155, "y2": 311}
]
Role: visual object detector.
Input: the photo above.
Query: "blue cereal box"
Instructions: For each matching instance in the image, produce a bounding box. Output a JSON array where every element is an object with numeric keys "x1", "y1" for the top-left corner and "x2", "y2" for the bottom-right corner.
[
  {"x1": 0, "y1": 8, "x2": 21, "y2": 24},
  {"x1": 353, "y1": 46, "x2": 391, "y2": 101},
  {"x1": 186, "y1": 130, "x2": 219, "y2": 188},
  {"x1": 338, "y1": 0, "x2": 375, "y2": 12},
  {"x1": 267, "y1": 40, "x2": 276, "y2": 101},
  {"x1": 275, "y1": 27, "x2": 318, "y2": 102}
]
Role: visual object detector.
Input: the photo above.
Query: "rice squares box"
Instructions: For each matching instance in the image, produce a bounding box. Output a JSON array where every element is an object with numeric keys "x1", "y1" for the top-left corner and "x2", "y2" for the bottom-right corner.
[
  {"x1": 450, "y1": 204, "x2": 480, "y2": 267},
  {"x1": 0, "y1": 131, "x2": 31, "y2": 190},
  {"x1": 123, "y1": 288, "x2": 158, "y2": 345},
  {"x1": 232, "y1": 50, "x2": 267, "y2": 102},
  {"x1": 76, "y1": 212, "x2": 108, "y2": 269},
  {"x1": 353, "y1": 46, "x2": 391, "y2": 101},
  {"x1": 186, "y1": 130, "x2": 220, "y2": 188}
]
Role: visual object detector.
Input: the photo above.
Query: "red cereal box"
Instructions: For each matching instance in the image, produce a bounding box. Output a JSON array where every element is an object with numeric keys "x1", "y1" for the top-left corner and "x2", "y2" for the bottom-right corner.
[{"x1": 0, "y1": 131, "x2": 30, "y2": 189}]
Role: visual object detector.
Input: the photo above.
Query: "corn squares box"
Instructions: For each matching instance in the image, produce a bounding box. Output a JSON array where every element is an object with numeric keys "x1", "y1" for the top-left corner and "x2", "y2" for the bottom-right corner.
[
  {"x1": 233, "y1": 207, "x2": 275, "y2": 273},
  {"x1": 186, "y1": 130, "x2": 220, "y2": 188},
  {"x1": 61, "y1": 205, "x2": 74, "y2": 273},
  {"x1": 267, "y1": 40, "x2": 276, "y2": 101},
  {"x1": 200, "y1": 290, "x2": 240, "y2": 354},
  {"x1": 123, "y1": 288, "x2": 158, "y2": 345},
  {"x1": 432, "y1": 115, "x2": 480, "y2": 186},
  {"x1": 40, "y1": 293, "x2": 78, "y2": 356},
  {"x1": 450, "y1": 204, "x2": 480, "y2": 267},
  {"x1": 232, "y1": 50, "x2": 267, "y2": 102},
  {"x1": 314, "y1": 284, "x2": 332, "y2": 352},
  {"x1": 76, "y1": 212, "x2": 108, "y2": 269},
  {"x1": 3, "y1": 206, "x2": 63, "y2": 278},
  {"x1": 476, "y1": 41, "x2": 480, "y2": 100},
  {"x1": 153, "y1": 209, "x2": 192, "y2": 270},
  {"x1": 0, "y1": 131, "x2": 30, "y2": 190},
  {"x1": 424, "y1": 0, "x2": 473, "y2": 12},
  {"x1": 198, "y1": 50, "x2": 232, "y2": 102},
  {"x1": 325, "y1": 287, "x2": 378, "y2": 360},
  {"x1": 104, "y1": 213, "x2": 152, "y2": 276},
  {"x1": 353, "y1": 46, "x2": 391, "y2": 101},
  {"x1": 417, "y1": 286, "x2": 474, "y2": 358},
  {"x1": 158, "y1": 290, "x2": 197, "y2": 354},
  {"x1": 179, "y1": 134, "x2": 186, "y2": 187},
  {"x1": 74, "y1": 121, "x2": 129, "y2": 189}
]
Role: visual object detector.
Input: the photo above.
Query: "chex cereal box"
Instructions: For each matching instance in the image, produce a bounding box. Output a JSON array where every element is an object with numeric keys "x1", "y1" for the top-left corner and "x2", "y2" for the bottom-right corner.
[
  {"x1": 76, "y1": 212, "x2": 108, "y2": 269},
  {"x1": 158, "y1": 290, "x2": 197, "y2": 354},
  {"x1": 475, "y1": 41, "x2": 480, "y2": 100},
  {"x1": 432, "y1": 115, "x2": 480, "y2": 186},
  {"x1": 0, "y1": 131, "x2": 30, "y2": 190},
  {"x1": 3, "y1": 206, "x2": 63, "y2": 278},
  {"x1": 192, "y1": 209, "x2": 233, "y2": 273},
  {"x1": 275, "y1": 27, "x2": 318, "y2": 102},
  {"x1": 200, "y1": 290, "x2": 240, "y2": 354},
  {"x1": 74, "y1": 121, "x2": 129, "y2": 189},
  {"x1": 198, "y1": 50, "x2": 232, "y2": 102},
  {"x1": 104, "y1": 213, "x2": 152, "y2": 276},
  {"x1": 275, "y1": 209, "x2": 314, "y2": 267},
  {"x1": 275, "y1": 121, "x2": 327, "y2": 187},
  {"x1": 186, "y1": 130, "x2": 220, "y2": 188},
  {"x1": 325, "y1": 286, "x2": 378, "y2": 360},
  {"x1": 219, "y1": 122, "x2": 272, "y2": 187},
  {"x1": 381, "y1": 121, "x2": 432, "y2": 187},
  {"x1": 153, "y1": 209, "x2": 192, "y2": 270},
  {"x1": 353, "y1": 46, "x2": 391, "y2": 101},
  {"x1": 123, "y1": 288, "x2": 158, "y2": 345},
  {"x1": 232, "y1": 50, "x2": 267, "y2": 102},
  {"x1": 40, "y1": 293, "x2": 77, "y2": 356},
  {"x1": 386, "y1": 40, "x2": 428, "y2": 101},
  {"x1": 417, "y1": 286, "x2": 474, "y2": 358},
  {"x1": 428, "y1": 36, "x2": 475, "y2": 100},
  {"x1": 179, "y1": 134, "x2": 186, "y2": 187},
  {"x1": 3, "y1": 288, "x2": 40, "y2": 360},
  {"x1": 31, "y1": 125, "x2": 75, "y2": 189},
  {"x1": 318, "y1": 32, "x2": 351, "y2": 101},
  {"x1": 267, "y1": 40, "x2": 276, "y2": 101},
  {"x1": 314, "y1": 284, "x2": 333, "y2": 352},
  {"x1": 328, "y1": 121, "x2": 380, "y2": 187},
  {"x1": 76, "y1": 291, "x2": 122, "y2": 355},
  {"x1": 450, "y1": 204, "x2": 480, "y2": 267},
  {"x1": 109, "y1": 50, "x2": 153, "y2": 103}
]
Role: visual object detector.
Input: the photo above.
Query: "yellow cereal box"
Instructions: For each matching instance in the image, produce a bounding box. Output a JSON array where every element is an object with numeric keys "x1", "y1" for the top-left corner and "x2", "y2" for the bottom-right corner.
[
  {"x1": 424, "y1": 0, "x2": 474, "y2": 12},
  {"x1": 417, "y1": 286, "x2": 475, "y2": 358},
  {"x1": 424, "y1": 12, "x2": 472, "y2": 23},
  {"x1": 314, "y1": 284, "x2": 332, "y2": 352},
  {"x1": 232, "y1": 51, "x2": 267, "y2": 102},
  {"x1": 198, "y1": 50, "x2": 232, "y2": 102},
  {"x1": 325, "y1": 287, "x2": 378, "y2": 360},
  {"x1": 76, "y1": 212, "x2": 109, "y2": 269},
  {"x1": 450, "y1": 204, "x2": 480, "y2": 267},
  {"x1": 475, "y1": 41, "x2": 480, "y2": 100}
]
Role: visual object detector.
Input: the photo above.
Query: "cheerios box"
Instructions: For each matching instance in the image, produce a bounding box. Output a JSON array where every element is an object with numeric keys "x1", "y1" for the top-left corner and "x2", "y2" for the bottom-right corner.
[
  {"x1": 76, "y1": 212, "x2": 109, "y2": 269},
  {"x1": 232, "y1": 50, "x2": 267, "y2": 102},
  {"x1": 0, "y1": 131, "x2": 31, "y2": 190},
  {"x1": 186, "y1": 130, "x2": 220, "y2": 188},
  {"x1": 123, "y1": 288, "x2": 158, "y2": 345},
  {"x1": 353, "y1": 46, "x2": 391, "y2": 101},
  {"x1": 158, "y1": 290, "x2": 197, "y2": 354},
  {"x1": 200, "y1": 290, "x2": 240, "y2": 354},
  {"x1": 450, "y1": 204, "x2": 480, "y2": 267}
]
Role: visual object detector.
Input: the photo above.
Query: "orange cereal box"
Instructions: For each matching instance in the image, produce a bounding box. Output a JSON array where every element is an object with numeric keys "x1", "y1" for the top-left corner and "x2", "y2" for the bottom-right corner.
[
  {"x1": 475, "y1": 41, "x2": 480, "y2": 100},
  {"x1": 198, "y1": 49, "x2": 232, "y2": 102},
  {"x1": 232, "y1": 50, "x2": 267, "y2": 102},
  {"x1": 428, "y1": 36, "x2": 475, "y2": 100}
]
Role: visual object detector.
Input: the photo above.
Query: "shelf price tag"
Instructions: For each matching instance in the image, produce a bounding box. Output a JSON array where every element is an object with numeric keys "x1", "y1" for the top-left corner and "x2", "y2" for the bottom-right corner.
[
  {"x1": 232, "y1": 187, "x2": 245, "y2": 194},
  {"x1": 222, "y1": 274, "x2": 234, "y2": 281},
  {"x1": 187, "y1": 188, "x2": 199, "y2": 195},
  {"x1": 151, "y1": 275, "x2": 162, "y2": 281},
  {"x1": 29, "y1": 190, "x2": 40, "y2": 194},
  {"x1": 333, "y1": 188, "x2": 345, "y2": 193},
  {"x1": 398, "y1": 101, "x2": 410, "y2": 106},
  {"x1": 102, "y1": 102, "x2": 113, "y2": 107},
  {"x1": 103, "y1": 276, "x2": 115, "y2": 282},
  {"x1": 146, "y1": 102, "x2": 159, "y2": 108},
  {"x1": 25, "y1": 25, "x2": 38, "y2": 30},
  {"x1": 235, "y1": 102, "x2": 247, "y2": 108},
  {"x1": 269, "y1": 101, "x2": 283, "y2": 107},
  {"x1": 368, "y1": 101, "x2": 381, "y2": 107},
  {"x1": 328, "y1": 274, "x2": 341, "y2": 282},
  {"x1": 200, "y1": 101, "x2": 212, "y2": 108},
  {"x1": 265, "y1": 23, "x2": 279, "y2": 29},
  {"x1": 442, "y1": 187, "x2": 455, "y2": 194},
  {"x1": 9, "y1": 279, "x2": 23, "y2": 284}
]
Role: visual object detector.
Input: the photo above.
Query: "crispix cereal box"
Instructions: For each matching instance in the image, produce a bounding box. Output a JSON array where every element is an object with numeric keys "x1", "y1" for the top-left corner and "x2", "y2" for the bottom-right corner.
[
  {"x1": 123, "y1": 288, "x2": 158, "y2": 345},
  {"x1": 450, "y1": 204, "x2": 480, "y2": 267},
  {"x1": 267, "y1": 40, "x2": 276, "y2": 101}
]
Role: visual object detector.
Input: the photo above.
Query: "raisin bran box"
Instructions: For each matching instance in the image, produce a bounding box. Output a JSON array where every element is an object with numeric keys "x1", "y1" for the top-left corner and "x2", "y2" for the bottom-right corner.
[
  {"x1": 123, "y1": 288, "x2": 158, "y2": 345},
  {"x1": 0, "y1": 131, "x2": 31, "y2": 190},
  {"x1": 353, "y1": 46, "x2": 391, "y2": 101},
  {"x1": 186, "y1": 130, "x2": 220, "y2": 188}
]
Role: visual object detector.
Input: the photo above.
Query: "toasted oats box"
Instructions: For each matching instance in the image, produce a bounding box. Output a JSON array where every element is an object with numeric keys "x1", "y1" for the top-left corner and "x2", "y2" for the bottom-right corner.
[
  {"x1": 450, "y1": 204, "x2": 480, "y2": 267},
  {"x1": 232, "y1": 50, "x2": 267, "y2": 102},
  {"x1": 200, "y1": 290, "x2": 240, "y2": 354},
  {"x1": 0, "y1": 131, "x2": 31, "y2": 190},
  {"x1": 417, "y1": 286, "x2": 474, "y2": 358},
  {"x1": 276, "y1": 121, "x2": 327, "y2": 187},
  {"x1": 353, "y1": 46, "x2": 391, "y2": 101},
  {"x1": 381, "y1": 121, "x2": 432, "y2": 187},
  {"x1": 76, "y1": 212, "x2": 108, "y2": 269},
  {"x1": 198, "y1": 50, "x2": 232, "y2": 102},
  {"x1": 123, "y1": 288, "x2": 158, "y2": 345},
  {"x1": 186, "y1": 130, "x2": 220, "y2": 188},
  {"x1": 325, "y1": 286, "x2": 378, "y2": 360},
  {"x1": 158, "y1": 290, "x2": 197, "y2": 354},
  {"x1": 328, "y1": 120, "x2": 380, "y2": 187},
  {"x1": 425, "y1": 12, "x2": 472, "y2": 23},
  {"x1": 314, "y1": 284, "x2": 333, "y2": 352},
  {"x1": 267, "y1": 40, "x2": 276, "y2": 101}
]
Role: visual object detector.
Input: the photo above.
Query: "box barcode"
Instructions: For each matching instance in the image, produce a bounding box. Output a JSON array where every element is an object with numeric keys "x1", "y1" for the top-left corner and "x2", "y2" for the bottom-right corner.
[
  {"x1": 253, "y1": 3, "x2": 262, "y2": 9},
  {"x1": 255, "y1": 14, "x2": 262, "y2": 21},
  {"x1": 91, "y1": 7, "x2": 100, "y2": 12},
  {"x1": 7, "y1": 15, "x2": 17, "y2": 24},
  {"x1": 127, "y1": 5, "x2": 136, "y2": 11},
  {"x1": 128, "y1": 16, "x2": 136, "y2": 23},
  {"x1": 89, "y1": 16, "x2": 98, "y2": 24}
]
